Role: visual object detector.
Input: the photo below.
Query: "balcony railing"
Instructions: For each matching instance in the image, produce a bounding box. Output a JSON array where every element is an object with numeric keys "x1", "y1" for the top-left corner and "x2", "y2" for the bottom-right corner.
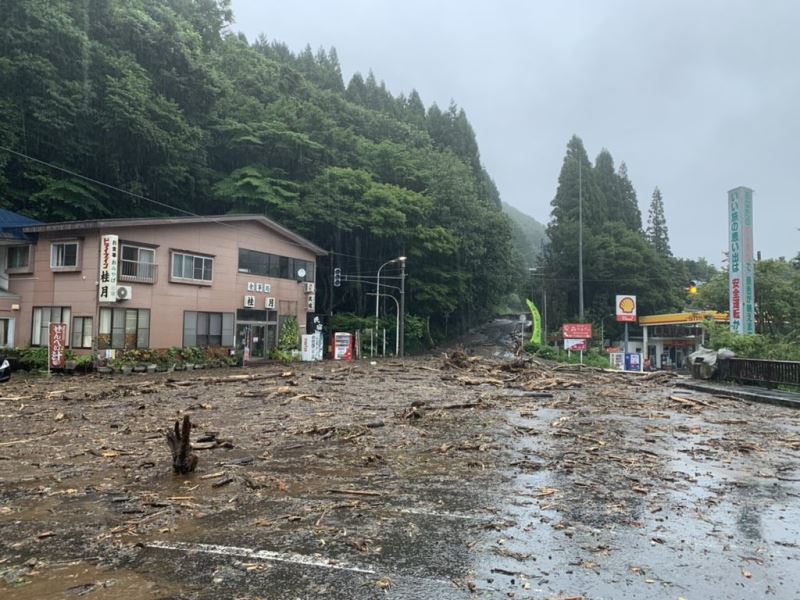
[{"x1": 119, "y1": 259, "x2": 157, "y2": 284}]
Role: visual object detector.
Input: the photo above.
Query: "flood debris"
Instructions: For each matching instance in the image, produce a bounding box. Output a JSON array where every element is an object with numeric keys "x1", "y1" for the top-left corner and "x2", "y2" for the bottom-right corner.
[
  {"x1": 166, "y1": 415, "x2": 198, "y2": 474},
  {"x1": 1, "y1": 339, "x2": 799, "y2": 599}
]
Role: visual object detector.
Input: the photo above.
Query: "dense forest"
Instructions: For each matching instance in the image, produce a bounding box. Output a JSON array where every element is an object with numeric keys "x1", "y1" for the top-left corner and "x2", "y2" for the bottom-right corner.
[{"x1": 0, "y1": 0, "x2": 516, "y2": 339}]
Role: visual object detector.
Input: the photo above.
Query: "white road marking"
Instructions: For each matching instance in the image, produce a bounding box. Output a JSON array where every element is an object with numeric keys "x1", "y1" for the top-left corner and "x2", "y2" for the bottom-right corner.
[
  {"x1": 397, "y1": 507, "x2": 485, "y2": 520},
  {"x1": 146, "y1": 541, "x2": 376, "y2": 574}
]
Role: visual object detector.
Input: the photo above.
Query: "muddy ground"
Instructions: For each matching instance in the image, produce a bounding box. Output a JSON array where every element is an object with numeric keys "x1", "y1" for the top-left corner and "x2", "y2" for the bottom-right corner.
[{"x1": 1, "y1": 348, "x2": 800, "y2": 599}]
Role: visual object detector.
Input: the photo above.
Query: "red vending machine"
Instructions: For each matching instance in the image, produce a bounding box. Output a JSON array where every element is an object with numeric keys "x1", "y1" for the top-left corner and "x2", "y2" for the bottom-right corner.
[{"x1": 333, "y1": 332, "x2": 353, "y2": 361}]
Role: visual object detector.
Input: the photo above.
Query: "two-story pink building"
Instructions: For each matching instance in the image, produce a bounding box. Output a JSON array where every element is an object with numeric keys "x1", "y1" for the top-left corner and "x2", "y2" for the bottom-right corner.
[{"x1": 0, "y1": 213, "x2": 326, "y2": 358}]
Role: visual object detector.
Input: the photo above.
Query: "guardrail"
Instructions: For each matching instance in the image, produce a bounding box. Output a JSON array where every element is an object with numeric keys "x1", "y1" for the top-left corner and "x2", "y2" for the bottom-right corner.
[{"x1": 718, "y1": 358, "x2": 800, "y2": 389}]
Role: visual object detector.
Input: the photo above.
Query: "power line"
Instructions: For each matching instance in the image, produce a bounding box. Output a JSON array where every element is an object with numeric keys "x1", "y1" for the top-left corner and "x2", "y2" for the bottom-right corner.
[{"x1": 0, "y1": 144, "x2": 200, "y2": 217}]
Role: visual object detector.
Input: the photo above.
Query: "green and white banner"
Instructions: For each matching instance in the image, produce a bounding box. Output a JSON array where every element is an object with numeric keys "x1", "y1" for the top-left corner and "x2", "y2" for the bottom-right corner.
[
  {"x1": 526, "y1": 299, "x2": 542, "y2": 345},
  {"x1": 728, "y1": 187, "x2": 755, "y2": 334}
]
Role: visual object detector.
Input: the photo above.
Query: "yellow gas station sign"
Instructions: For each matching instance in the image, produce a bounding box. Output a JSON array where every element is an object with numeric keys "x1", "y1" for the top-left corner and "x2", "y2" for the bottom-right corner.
[{"x1": 638, "y1": 311, "x2": 728, "y2": 326}]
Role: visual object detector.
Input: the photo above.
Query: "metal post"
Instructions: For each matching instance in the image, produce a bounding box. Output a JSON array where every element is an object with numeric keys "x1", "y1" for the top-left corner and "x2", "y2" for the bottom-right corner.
[
  {"x1": 578, "y1": 159, "x2": 584, "y2": 320},
  {"x1": 624, "y1": 322, "x2": 629, "y2": 355},
  {"x1": 375, "y1": 261, "x2": 387, "y2": 354},
  {"x1": 643, "y1": 326, "x2": 649, "y2": 363},
  {"x1": 543, "y1": 287, "x2": 548, "y2": 347},
  {"x1": 399, "y1": 258, "x2": 406, "y2": 357},
  {"x1": 600, "y1": 319, "x2": 604, "y2": 348}
]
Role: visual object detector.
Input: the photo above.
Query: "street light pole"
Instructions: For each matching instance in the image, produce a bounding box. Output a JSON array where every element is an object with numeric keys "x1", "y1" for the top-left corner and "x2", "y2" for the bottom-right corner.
[
  {"x1": 578, "y1": 159, "x2": 585, "y2": 321},
  {"x1": 376, "y1": 256, "x2": 406, "y2": 357},
  {"x1": 367, "y1": 292, "x2": 400, "y2": 356}
]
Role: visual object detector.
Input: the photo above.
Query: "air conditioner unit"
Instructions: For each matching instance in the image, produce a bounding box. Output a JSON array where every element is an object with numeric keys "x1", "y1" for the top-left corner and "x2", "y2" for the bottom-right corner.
[
  {"x1": 243, "y1": 295, "x2": 256, "y2": 308},
  {"x1": 116, "y1": 285, "x2": 133, "y2": 301},
  {"x1": 265, "y1": 297, "x2": 277, "y2": 309},
  {"x1": 304, "y1": 282, "x2": 315, "y2": 293},
  {"x1": 307, "y1": 294, "x2": 315, "y2": 311}
]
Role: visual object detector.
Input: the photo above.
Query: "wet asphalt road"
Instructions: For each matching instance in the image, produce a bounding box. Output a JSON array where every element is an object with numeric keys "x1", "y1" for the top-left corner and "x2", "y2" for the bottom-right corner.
[{"x1": 1, "y1": 350, "x2": 800, "y2": 599}]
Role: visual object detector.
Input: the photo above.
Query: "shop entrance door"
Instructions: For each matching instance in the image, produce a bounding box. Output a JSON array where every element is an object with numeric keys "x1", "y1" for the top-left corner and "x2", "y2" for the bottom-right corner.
[{"x1": 236, "y1": 323, "x2": 266, "y2": 359}]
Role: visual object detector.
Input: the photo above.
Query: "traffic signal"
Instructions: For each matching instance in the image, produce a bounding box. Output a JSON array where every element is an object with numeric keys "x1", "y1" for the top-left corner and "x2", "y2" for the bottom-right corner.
[
  {"x1": 687, "y1": 280, "x2": 698, "y2": 295},
  {"x1": 333, "y1": 267, "x2": 341, "y2": 287}
]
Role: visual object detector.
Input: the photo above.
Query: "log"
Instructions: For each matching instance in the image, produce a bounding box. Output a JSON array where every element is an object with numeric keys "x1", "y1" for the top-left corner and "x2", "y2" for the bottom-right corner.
[
  {"x1": 326, "y1": 489, "x2": 382, "y2": 497},
  {"x1": 669, "y1": 394, "x2": 714, "y2": 408},
  {"x1": 166, "y1": 415, "x2": 198, "y2": 474}
]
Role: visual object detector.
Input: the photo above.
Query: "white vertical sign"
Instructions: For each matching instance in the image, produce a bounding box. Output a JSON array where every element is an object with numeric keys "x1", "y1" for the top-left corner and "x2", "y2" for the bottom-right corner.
[
  {"x1": 99, "y1": 234, "x2": 119, "y2": 303},
  {"x1": 728, "y1": 187, "x2": 755, "y2": 334}
]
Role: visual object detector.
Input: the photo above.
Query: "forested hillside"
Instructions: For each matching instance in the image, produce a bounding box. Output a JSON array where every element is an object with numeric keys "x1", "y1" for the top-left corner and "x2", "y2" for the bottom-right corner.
[
  {"x1": 502, "y1": 202, "x2": 547, "y2": 268},
  {"x1": 0, "y1": 0, "x2": 515, "y2": 337}
]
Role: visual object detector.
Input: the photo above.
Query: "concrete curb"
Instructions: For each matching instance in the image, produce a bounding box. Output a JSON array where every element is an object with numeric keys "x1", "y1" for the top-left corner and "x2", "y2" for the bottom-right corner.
[{"x1": 676, "y1": 380, "x2": 800, "y2": 409}]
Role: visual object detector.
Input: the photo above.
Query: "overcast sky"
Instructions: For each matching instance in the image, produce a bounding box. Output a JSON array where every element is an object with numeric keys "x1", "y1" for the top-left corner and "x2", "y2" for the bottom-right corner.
[{"x1": 230, "y1": 0, "x2": 798, "y2": 264}]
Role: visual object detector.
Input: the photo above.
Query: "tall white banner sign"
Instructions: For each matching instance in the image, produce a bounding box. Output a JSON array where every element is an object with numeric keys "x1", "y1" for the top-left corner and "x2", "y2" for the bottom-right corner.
[
  {"x1": 728, "y1": 187, "x2": 754, "y2": 334},
  {"x1": 99, "y1": 234, "x2": 119, "y2": 303}
]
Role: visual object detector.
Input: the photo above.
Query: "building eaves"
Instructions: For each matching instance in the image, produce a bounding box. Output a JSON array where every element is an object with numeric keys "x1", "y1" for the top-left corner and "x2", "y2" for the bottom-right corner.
[{"x1": 22, "y1": 214, "x2": 327, "y2": 256}]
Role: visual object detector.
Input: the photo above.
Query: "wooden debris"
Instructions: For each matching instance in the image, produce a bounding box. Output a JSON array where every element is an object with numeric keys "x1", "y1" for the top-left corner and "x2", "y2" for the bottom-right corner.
[
  {"x1": 669, "y1": 394, "x2": 714, "y2": 408},
  {"x1": 166, "y1": 415, "x2": 198, "y2": 474},
  {"x1": 327, "y1": 488, "x2": 382, "y2": 497}
]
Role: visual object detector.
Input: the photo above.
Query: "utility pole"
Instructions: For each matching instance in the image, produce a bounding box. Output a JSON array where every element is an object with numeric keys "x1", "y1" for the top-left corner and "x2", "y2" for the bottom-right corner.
[
  {"x1": 328, "y1": 248, "x2": 334, "y2": 318},
  {"x1": 399, "y1": 258, "x2": 406, "y2": 357},
  {"x1": 578, "y1": 159, "x2": 585, "y2": 321}
]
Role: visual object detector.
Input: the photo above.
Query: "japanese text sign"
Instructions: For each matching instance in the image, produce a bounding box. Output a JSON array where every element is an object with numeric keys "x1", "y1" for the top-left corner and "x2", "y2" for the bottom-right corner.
[
  {"x1": 49, "y1": 323, "x2": 67, "y2": 369},
  {"x1": 99, "y1": 234, "x2": 119, "y2": 303},
  {"x1": 563, "y1": 323, "x2": 592, "y2": 339},
  {"x1": 728, "y1": 187, "x2": 755, "y2": 334}
]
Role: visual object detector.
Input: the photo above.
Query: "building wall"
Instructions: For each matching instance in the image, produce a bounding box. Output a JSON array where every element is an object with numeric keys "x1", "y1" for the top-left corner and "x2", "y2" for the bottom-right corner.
[{"x1": 7, "y1": 220, "x2": 318, "y2": 350}]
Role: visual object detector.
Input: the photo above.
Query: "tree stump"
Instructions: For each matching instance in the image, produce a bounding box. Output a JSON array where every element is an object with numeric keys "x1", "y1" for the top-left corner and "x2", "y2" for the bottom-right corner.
[{"x1": 166, "y1": 414, "x2": 198, "y2": 474}]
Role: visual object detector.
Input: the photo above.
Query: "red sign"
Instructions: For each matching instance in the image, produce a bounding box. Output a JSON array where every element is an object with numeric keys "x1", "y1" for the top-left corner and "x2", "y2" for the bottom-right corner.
[
  {"x1": 49, "y1": 323, "x2": 67, "y2": 369},
  {"x1": 563, "y1": 323, "x2": 593, "y2": 339}
]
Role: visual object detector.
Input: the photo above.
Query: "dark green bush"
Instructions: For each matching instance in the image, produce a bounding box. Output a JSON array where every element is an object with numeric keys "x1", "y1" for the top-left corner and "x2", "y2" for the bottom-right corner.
[
  {"x1": 535, "y1": 346, "x2": 557, "y2": 360},
  {"x1": 17, "y1": 347, "x2": 48, "y2": 371}
]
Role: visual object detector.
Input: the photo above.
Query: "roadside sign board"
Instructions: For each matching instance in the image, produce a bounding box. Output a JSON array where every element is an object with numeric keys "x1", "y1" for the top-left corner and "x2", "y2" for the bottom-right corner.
[
  {"x1": 564, "y1": 338, "x2": 588, "y2": 351},
  {"x1": 49, "y1": 323, "x2": 67, "y2": 369},
  {"x1": 563, "y1": 323, "x2": 592, "y2": 339},
  {"x1": 616, "y1": 295, "x2": 637, "y2": 322}
]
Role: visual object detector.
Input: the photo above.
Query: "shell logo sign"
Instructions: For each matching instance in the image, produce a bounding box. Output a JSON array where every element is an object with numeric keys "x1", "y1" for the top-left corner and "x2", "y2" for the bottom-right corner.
[{"x1": 616, "y1": 295, "x2": 637, "y2": 322}]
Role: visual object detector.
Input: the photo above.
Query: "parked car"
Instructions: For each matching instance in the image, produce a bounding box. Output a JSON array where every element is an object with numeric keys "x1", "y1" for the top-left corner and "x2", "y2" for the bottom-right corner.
[{"x1": 0, "y1": 356, "x2": 10, "y2": 382}]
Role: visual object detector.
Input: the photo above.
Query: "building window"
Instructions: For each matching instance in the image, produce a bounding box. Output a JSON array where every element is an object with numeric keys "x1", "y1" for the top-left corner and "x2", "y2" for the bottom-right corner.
[
  {"x1": 0, "y1": 319, "x2": 9, "y2": 346},
  {"x1": 183, "y1": 312, "x2": 234, "y2": 347},
  {"x1": 71, "y1": 317, "x2": 93, "y2": 349},
  {"x1": 7, "y1": 246, "x2": 30, "y2": 270},
  {"x1": 120, "y1": 244, "x2": 156, "y2": 283},
  {"x1": 98, "y1": 308, "x2": 150, "y2": 349},
  {"x1": 238, "y1": 248, "x2": 314, "y2": 281},
  {"x1": 171, "y1": 251, "x2": 213, "y2": 283},
  {"x1": 31, "y1": 306, "x2": 71, "y2": 346},
  {"x1": 51, "y1": 241, "x2": 80, "y2": 268}
]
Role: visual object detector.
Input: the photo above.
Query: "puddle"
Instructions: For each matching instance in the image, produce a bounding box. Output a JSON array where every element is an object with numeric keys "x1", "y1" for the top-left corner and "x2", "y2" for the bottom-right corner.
[{"x1": 0, "y1": 562, "x2": 179, "y2": 600}]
